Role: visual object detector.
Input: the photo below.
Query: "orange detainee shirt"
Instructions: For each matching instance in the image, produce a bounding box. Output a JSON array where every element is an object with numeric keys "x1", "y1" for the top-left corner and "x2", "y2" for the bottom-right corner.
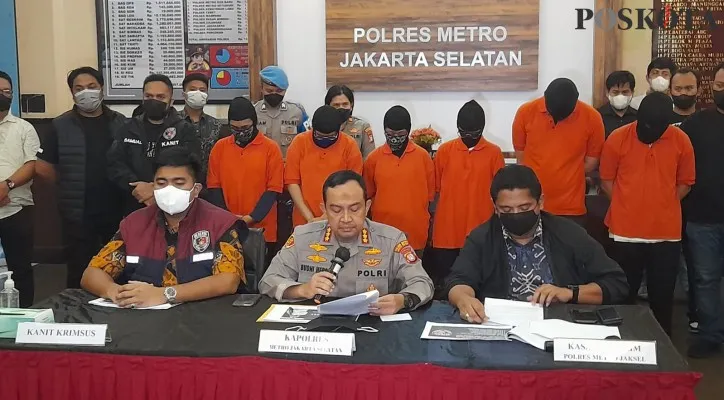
[
  {"x1": 207, "y1": 134, "x2": 284, "y2": 243},
  {"x1": 363, "y1": 142, "x2": 435, "y2": 250},
  {"x1": 432, "y1": 138, "x2": 505, "y2": 249},
  {"x1": 600, "y1": 123, "x2": 695, "y2": 240},
  {"x1": 512, "y1": 98, "x2": 605, "y2": 216},
  {"x1": 285, "y1": 131, "x2": 363, "y2": 228}
]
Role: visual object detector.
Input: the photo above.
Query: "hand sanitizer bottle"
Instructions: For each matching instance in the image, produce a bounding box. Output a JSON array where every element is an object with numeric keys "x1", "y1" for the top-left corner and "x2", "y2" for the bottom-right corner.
[{"x1": 0, "y1": 271, "x2": 19, "y2": 308}]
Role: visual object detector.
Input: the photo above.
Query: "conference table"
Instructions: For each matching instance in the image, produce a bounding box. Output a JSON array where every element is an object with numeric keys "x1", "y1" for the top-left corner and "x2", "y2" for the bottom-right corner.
[{"x1": 0, "y1": 290, "x2": 700, "y2": 400}]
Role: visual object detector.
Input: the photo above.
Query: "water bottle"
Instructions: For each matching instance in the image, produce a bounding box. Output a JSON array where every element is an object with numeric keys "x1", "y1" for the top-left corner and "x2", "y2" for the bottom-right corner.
[{"x1": 0, "y1": 271, "x2": 19, "y2": 308}]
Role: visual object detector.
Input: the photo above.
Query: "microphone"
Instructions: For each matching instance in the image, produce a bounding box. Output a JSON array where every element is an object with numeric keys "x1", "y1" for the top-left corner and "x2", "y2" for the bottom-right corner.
[{"x1": 313, "y1": 246, "x2": 351, "y2": 304}]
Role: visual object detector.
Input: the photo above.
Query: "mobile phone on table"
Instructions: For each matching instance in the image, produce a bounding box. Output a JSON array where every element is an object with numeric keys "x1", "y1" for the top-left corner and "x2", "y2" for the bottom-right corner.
[
  {"x1": 571, "y1": 309, "x2": 599, "y2": 324},
  {"x1": 596, "y1": 307, "x2": 623, "y2": 326},
  {"x1": 232, "y1": 294, "x2": 261, "y2": 307}
]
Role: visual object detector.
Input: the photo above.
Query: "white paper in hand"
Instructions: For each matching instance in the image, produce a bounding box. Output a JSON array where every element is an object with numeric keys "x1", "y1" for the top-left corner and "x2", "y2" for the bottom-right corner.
[
  {"x1": 485, "y1": 298, "x2": 544, "y2": 327},
  {"x1": 318, "y1": 290, "x2": 379, "y2": 316}
]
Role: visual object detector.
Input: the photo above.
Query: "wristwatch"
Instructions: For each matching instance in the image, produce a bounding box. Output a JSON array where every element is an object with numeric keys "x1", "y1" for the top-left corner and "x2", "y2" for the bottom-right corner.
[
  {"x1": 567, "y1": 285, "x2": 580, "y2": 304},
  {"x1": 164, "y1": 286, "x2": 177, "y2": 304},
  {"x1": 4, "y1": 179, "x2": 15, "y2": 190},
  {"x1": 401, "y1": 293, "x2": 415, "y2": 311}
]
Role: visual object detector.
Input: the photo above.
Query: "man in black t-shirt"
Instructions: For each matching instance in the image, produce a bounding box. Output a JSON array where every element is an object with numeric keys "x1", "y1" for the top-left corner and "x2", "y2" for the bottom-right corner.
[
  {"x1": 670, "y1": 68, "x2": 701, "y2": 127},
  {"x1": 680, "y1": 62, "x2": 724, "y2": 359},
  {"x1": 36, "y1": 67, "x2": 128, "y2": 289}
]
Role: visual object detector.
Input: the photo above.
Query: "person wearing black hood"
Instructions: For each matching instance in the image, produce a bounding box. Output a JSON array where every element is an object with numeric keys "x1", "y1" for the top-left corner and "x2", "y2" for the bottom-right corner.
[
  {"x1": 363, "y1": 105, "x2": 434, "y2": 255},
  {"x1": 512, "y1": 78, "x2": 605, "y2": 226},
  {"x1": 428, "y1": 100, "x2": 504, "y2": 288},
  {"x1": 107, "y1": 74, "x2": 201, "y2": 216},
  {"x1": 600, "y1": 92, "x2": 695, "y2": 337},
  {"x1": 207, "y1": 97, "x2": 284, "y2": 261}
]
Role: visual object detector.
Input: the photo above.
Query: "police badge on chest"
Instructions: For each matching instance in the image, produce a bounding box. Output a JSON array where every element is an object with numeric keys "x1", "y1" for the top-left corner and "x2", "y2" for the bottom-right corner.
[{"x1": 192, "y1": 230, "x2": 210, "y2": 252}]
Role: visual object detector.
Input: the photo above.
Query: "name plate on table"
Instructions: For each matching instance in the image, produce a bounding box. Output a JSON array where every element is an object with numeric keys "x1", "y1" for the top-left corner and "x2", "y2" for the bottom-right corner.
[
  {"x1": 554, "y1": 339, "x2": 657, "y2": 365},
  {"x1": 258, "y1": 330, "x2": 355, "y2": 356},
  {"x1": 15, "y1": 322, "x2": 107, "y2": 346}
]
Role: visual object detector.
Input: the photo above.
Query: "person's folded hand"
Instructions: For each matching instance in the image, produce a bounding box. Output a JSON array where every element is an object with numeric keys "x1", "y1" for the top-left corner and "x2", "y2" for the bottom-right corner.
[
  {"x1": 117, "y1": 282, "x2": 165, "y2": 308},
  {"x1": 529, "y1": 284, "x2": 572, "y2": 306}
]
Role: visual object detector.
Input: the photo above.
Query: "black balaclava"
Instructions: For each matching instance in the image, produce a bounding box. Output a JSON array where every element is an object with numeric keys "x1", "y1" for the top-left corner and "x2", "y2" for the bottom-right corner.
[
  {"x1": 636, "y1": 92, "x2": 672, "y2": 145},
  {"x1": 544, "y1": 78, "x2": 579, "y2": 124},
  {"x1": 228, "y1": 96, "x2": 259, "y2": 147},
  {"x1": 457, "y1": 100, "x2": 486, "y2": 148},
  {"x1": 312, "y1": 105, "x2": 341, "y2": 149},
  {"x1": 383, "y1": 105, "x2": 411, "y2": 157}
]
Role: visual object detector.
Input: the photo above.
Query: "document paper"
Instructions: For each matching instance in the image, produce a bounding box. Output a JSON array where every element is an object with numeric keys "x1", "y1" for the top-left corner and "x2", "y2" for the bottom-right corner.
[
  {"x1": 484, "y1": 298, "x2": 544, "y2": 327},
  {"x1": 318, "y1": 290, "x2": 379, "y2": 316},
  {"x1": 420, "y1": 321, "x2": 511, "y2": 341},
  {"x1": 89, "y1": 298, "x2": 180, "y2": 310},
  {"x1": 256, "y1": 304, "x2": 319, "y2": 323}
]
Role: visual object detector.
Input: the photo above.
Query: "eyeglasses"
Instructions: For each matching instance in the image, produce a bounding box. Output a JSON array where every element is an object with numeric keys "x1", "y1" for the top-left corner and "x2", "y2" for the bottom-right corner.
[
  {"x1": 0, "y1": 89, "x2": 12, "y2": 96},
  {"x1": 384, "y1": 128, "x2": 408, "y2": 137}
]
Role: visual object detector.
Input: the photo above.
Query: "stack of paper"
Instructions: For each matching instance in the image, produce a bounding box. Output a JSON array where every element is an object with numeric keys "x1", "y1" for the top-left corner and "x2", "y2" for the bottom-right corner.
[
  {"x1": 420, "y1": 321, "x2": 512, "y2": 341},
  {"x1": 256, "y1": 304, "x2": 319, "y2": 323},
  {"x1": 88, "y1": 298, "x2": 180, "y2": 310},
  {"x1": 319, "y1": 290, "x2": 379, "y2": 316},
  {"x1": 484, "y1": 298, "x2": 544, "y2": 327},
  {"x1": 509, "y1": 319, "x2": 621, "y2": 350}
]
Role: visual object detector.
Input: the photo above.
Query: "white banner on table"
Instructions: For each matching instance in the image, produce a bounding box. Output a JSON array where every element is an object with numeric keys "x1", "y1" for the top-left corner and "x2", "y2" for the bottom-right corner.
[
  {"x1": 16, "y1": 323, "x2": 107, "y2": 346},
  {"x1": 554, "y1": 339, "x2": 657, "y2": 365},
  {"x1": 256, "y1": 304, "x2": 319, "y2": 323},
  {"x1": 258, "y1": 330, "x2": 355, "y2": 356},
  {"x1": 420, "y1": 321, "x2": 511, "y2": 341}
]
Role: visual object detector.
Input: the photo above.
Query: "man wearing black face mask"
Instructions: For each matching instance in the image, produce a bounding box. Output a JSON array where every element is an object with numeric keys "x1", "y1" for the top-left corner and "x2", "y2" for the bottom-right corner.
[
  {"x1": 670, "y1": 68, "x2": 701, "y2": 126},
  {"x1": 108, "y1": 74, "x2": 201, "y2": 216},
  {"x1": 446, "y1": 165, "x2": 628, "y2": 323},
  {"x1": 512, "y1": 78, "x2": 605, "y2": 226},
  {"x1": 600, "y1": 92, "x2": 695, "y2": 337},
  {"x1": 207, "y1": 97, "x2": 283, "y2": 265},
  {"x1": 363, "y1": 105, "x2": 435, "y2": 254},
  {"x1": 680, "y1": 62, "x2": 724, "y2": 358}
]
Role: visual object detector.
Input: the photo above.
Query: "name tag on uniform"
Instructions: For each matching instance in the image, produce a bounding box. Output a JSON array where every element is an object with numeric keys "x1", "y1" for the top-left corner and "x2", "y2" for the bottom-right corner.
[
  {"x1": 126, "y1": 256, "x2": 140, "y2": 264},
  {"x1": 192, "y1": 252, "x2": 214, "y2": 262}
]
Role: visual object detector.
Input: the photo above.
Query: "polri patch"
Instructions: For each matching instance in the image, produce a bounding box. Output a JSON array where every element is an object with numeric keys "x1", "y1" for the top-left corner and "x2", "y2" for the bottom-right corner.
[
  {"x1": 192, "y1": 230, "x2": 210, "y2": 252},
  {"x1": 284, "y1": 235, "x2": 295, "y2": 249},
  {"x1": 163, "y1": 127, "x2": 177, "y2": 140}
]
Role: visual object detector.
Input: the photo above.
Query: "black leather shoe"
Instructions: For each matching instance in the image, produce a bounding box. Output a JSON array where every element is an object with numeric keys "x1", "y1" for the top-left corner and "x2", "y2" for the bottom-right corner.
[{"x1": 688, "y1": 340, "x2": 721, "y2": 359}]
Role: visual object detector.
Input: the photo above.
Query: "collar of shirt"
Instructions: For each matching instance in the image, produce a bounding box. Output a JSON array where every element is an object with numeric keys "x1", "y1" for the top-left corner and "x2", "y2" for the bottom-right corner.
[
  {"x1": 319, "y1": 219, "x2": 373, "y2": 257},
  {"x1": 180, "y1": 109, "x2": 208, "y2": 123},
  {"x1": 0, "y1": 112, "x2": 18, "y2": 125},
  {"x1": 502, "y1": 218, "x2": 544, "y2": 246},
  {"x1": 452, "y1": 137, "x2": 488, "y2": 152},
  {"x1": 599, "y1": 103, "x2": 636, "y2": 118}
]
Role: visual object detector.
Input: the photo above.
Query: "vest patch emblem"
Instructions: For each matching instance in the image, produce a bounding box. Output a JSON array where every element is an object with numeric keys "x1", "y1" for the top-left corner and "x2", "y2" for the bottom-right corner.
[
  {"x1": 192, "y1": 230, "x2": 210, "y2": 252},
  {"x1": 163, "y1": 127, "x2": 177, "y2": 140},
  {"x1": 284, "y1": 235, "x2": 295, "y2": 249}
]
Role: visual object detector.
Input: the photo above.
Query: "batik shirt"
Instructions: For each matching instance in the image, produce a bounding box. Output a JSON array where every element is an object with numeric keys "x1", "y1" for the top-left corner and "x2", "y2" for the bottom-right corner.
[{"x1": 502, "y1": 220, "x2": 553, "y2": 301}]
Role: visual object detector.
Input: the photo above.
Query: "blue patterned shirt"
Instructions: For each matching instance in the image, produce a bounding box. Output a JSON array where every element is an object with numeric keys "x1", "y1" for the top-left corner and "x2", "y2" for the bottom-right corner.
[{"x1": 503, "y1": 220, "x2": 554, "y2": 301}]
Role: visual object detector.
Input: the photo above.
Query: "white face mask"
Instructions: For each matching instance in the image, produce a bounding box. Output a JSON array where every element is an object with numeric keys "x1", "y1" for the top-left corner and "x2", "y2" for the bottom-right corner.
[
  {"x1": 154, "y1": 185, "x2": 194, "y2": 215},
  {"x1": 608, "y1": 94, "x2": 632, "y2": 110},
  {"x1": 185, "y1": 90, "x2": 208, "y2": 109},
  {"x1": 74, "y1": 89, "x2": 103, "y2": 113},
  {"x1": 650, "y1": 76, "x2": 670, "y2": 92}
]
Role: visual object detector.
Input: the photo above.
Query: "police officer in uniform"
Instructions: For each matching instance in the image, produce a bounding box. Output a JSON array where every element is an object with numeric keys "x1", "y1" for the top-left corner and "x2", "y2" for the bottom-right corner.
[
  {"x1": 254, "y1": 65, "x2": 309, "y2": 253},
  {"x1": 325, "y1": 85, "x2": 376, "y2": 159},
  {"x1": 260, "y1": 170, "x2": 433, "y2": 316}
]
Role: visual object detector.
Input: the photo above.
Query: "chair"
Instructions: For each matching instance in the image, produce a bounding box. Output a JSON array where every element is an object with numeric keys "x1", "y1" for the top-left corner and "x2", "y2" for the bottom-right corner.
[{"x1": 242, "y1": 228, "x2": 267, "y2": 293}]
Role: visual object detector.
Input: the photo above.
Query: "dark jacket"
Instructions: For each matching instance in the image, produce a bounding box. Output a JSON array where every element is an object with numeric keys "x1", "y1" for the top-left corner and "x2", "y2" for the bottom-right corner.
[
  {"x1": 118, "y1": 199, "x2": 239, "y2": 285},
  {"x1": 444, "y1": 212, "x2": 629, "y2": 304},
  {"x1": 52, "y1": 106, "x2": 127, "y2": 223},
  {"x1": 107, "y1": 108, "x2": 202, "y2": 215}
]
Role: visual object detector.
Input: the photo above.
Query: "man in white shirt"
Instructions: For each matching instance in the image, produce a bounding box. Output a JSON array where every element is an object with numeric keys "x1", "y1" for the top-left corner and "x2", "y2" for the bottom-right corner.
[{"x1": 0, "y1": 70, "x2": 40, "y2": 307}]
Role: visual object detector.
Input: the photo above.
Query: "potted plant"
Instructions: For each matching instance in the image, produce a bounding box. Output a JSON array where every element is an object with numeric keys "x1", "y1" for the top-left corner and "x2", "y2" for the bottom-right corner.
[{"x1": 410, "y1": 125, "x2": 442, "y2": 153}]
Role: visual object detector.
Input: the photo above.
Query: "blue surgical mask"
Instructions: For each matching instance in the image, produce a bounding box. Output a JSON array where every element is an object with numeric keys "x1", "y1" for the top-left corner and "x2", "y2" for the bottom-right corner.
[{"x1": 313, "y1": 131, "x2": 339, "y2": 149}]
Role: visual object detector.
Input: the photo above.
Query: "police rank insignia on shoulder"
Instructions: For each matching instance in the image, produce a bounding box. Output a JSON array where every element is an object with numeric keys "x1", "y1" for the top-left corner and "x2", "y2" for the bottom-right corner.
[
  {"x1": 400, "y1": 247, "x2": 419, "y2": 264},
  {"x1": 394, "y1": 240, "x2": 409, "y2": 253},
  {"x1": 307, "y1": 254, "x2": 327, "y2": 263},
  {"x1": 163, "y1": 127, "x2": 177, "y2": 140},
  {"x1": 322, "y1": 226, "x2": 332, "y2": 243},
  {"x1": 365, "y1": 128, "x2": 374, "y2": 143},
  {"x1": 363, "y1": 259, "x2": 381, "y2": 267},
  {"x1": 364, "y1": 248, "x2": 382, "y2": 255},
  {"x1": 192, "y1": 230, "x2": 210, "y2": 252},
  {"x1": 284, "y1": 235, "x2": 295, "y2": 249},
  {"x1": 309, "y1": 243, "x2": 327, "y2": 252}
]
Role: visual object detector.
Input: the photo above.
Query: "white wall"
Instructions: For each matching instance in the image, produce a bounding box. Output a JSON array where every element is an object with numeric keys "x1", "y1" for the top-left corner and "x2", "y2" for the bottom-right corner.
[{"x1": 275, "y1": 0, "x2": 595, "y2": 151}]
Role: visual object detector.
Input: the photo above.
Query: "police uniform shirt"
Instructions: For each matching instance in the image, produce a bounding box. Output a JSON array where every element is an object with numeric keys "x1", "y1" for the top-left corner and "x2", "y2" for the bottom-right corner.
[
  {"x1": 341, "y1": 116, "x2": 376, "y2": 159},
  {"x1": 259, "y1": 219, "x2": 434, "y2": 306},
  {"x1": 254, "y1": 100, "x2": 309, "y2": 158}
]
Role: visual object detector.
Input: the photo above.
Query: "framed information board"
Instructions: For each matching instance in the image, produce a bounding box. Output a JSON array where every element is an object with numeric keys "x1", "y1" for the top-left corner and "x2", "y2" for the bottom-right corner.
[
  {"x1": 653, "y1": 0, "x2": 724, "y2": 107},
  {"x1": 96, "y1": 0, "x2": 252, "y2": 102}
]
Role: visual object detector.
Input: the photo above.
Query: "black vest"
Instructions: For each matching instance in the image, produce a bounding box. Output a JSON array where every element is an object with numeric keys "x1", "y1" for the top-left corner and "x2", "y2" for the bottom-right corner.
[{"x1": 52, "y1": 107, "x2": 127, "y2": 222}]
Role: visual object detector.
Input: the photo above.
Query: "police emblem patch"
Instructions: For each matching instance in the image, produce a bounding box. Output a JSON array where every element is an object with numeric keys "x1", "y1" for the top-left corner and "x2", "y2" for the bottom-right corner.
[
  {"x1": 394, "y1": 240, "x2": 409, "y2": 253},
  {"x1": 363, "y1": 258, "x2": 381, "y2": 267},
  {"x1": 163, "y1": 127, "x2": 177, "y2": 140},
  {"x1": 400, "y1": 246, "x2": 419, "y2": 264},
  {"x1": 364, "y1": 248, "x2": 382, "y2": 255},
  {"x1": 309, "y1": 243, "x2": 328, "y2": 252},
  {"x1": 307, "y1": 254, "x2": 327, "y2": 263},
  {"x1": 192, "y1": 230, "x2": 210, "y2": 252},
  {"x1": 284, "y1": 235, "x2": 295, "y2": 249}
]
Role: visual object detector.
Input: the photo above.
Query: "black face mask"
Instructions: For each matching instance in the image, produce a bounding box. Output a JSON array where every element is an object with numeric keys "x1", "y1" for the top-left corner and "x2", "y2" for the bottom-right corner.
[
  {"x1": 264, "y1": 94, "x2": 284, "y2": 108},
  {"x1": 672, "y1": 94, "x2": 697, "y2": 110},
  {"x1": 313, "y1": 131, "x2": 339, "y2": 149},
  {"x1": 143, "y1": 99, "x2": 169, "y2": 120},
  {"x1": 386, "y1": 134, "x2": 409, "y2": 154},
  {"x1": 637, "y1": 121, "x2": 669, "y2": 144},
  {"x1": 499, "y1": 210, "x2": 539, "y2": 237},
  {"x1": 232, "y1": 126, "x2": 258, "y2": 147},
  {"x1": 0, "y1": 95, "x2": 11, "y2": 112},
  {"x1": 713, "y1": 89, "x2": 724, "y2": 109},
  {"x1": 337, "y1": 108, "x2": 352, "y2": 123}
]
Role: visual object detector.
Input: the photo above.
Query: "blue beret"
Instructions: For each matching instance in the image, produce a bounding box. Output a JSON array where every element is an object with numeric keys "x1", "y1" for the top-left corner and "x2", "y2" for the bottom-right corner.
[{"x1": 260, "y1": 66, "x2": 289, "y2": 90}]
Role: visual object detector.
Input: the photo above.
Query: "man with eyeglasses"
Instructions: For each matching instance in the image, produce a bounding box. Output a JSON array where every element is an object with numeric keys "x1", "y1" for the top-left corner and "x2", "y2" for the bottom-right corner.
[
  {"x1": 363, "y1": 105, "x2": 434, "y2": 257},
  {"x1": 0, "y1": 70, "x2": 40, "y2": 307},
  {"x1": 427, "y1": 100, "x2": 504, "y2": 288},
  {"x1": 285, "y1": 105, "x2": 362, "y2": 228}
]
